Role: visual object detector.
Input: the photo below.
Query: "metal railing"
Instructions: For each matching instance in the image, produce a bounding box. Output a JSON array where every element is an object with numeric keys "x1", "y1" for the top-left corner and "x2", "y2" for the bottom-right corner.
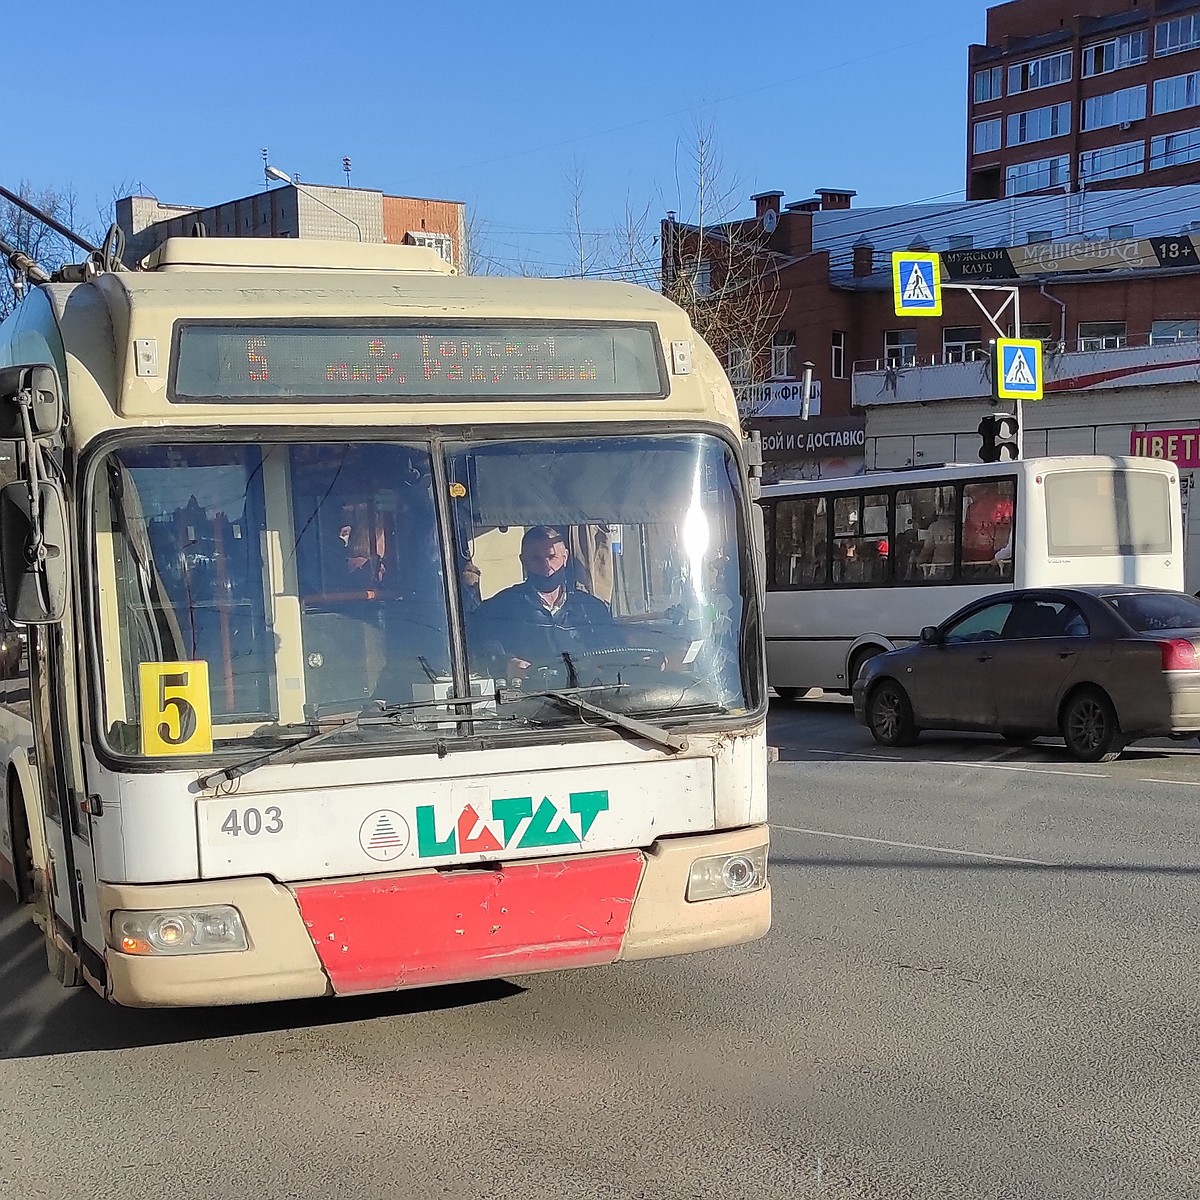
[{"x1": 852, "y1": 331, "x2": 1200, "y2": 375}]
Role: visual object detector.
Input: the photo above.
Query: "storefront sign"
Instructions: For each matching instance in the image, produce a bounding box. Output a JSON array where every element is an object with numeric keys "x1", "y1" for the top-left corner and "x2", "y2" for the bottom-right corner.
[
  {"x1": 943, "y1": 235, "x2": 1199, "y2": 281},
  {"x1": 1130, "y1": 427, "x2": 1200, "y2": 469},
  {"x1": 750, "y1": 415, "x2": 866, "y2": 461}
]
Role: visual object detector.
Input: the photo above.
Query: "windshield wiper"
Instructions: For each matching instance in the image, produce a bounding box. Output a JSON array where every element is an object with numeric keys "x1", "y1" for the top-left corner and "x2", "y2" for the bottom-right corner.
[
  {"x1": 194, "y1": 693, "x2": 508, "y2": 790},
  {"x1": 498, "y1": 684, "x2": 688, "y2": 754}
]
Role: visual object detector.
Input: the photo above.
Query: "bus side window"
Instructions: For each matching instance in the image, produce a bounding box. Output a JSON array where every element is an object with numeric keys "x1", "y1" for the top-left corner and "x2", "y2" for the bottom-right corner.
[
  {"x1": 775, "y1": 497, "x2": 827, "y2": 588},
  {"x1": 962, "y1": 480, "x2": 1015, "y2": 583},
  {"x1": 897, "y1": 485, "x2": 956, "y2": 582}
]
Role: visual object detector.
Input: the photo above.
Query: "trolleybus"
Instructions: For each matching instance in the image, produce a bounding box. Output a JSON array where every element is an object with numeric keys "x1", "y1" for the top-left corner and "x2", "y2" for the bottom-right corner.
[{"x1": 0, "y1": 235, "x2": 769, "y2": 1006}]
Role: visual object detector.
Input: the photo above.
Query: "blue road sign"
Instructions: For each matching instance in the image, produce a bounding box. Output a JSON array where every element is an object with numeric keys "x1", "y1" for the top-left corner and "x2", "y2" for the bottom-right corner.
[
  {"x1": 994, "y1": 337, "x2": 1044, "y2": 401},
  {"x1": 891, "y1": 251, "x2": 942, "y2": 316}
]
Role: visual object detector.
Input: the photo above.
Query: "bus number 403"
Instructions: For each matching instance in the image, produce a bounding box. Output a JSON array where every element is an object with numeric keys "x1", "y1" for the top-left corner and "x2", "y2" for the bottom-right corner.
[{"x1": 220, "y1": 806, "x2": 284, "y2": 837}]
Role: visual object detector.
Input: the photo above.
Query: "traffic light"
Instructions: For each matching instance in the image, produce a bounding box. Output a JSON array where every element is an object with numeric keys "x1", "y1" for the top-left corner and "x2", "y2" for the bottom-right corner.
[{"x1": 978, "y1": 412, "x2": 1019, "y2": 462}]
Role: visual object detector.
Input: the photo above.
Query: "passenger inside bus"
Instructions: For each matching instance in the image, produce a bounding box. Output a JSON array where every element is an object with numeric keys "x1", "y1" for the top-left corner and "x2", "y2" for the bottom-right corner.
[{"x1": 962, "y1": 483, "x2": 1014, "y2": 578}]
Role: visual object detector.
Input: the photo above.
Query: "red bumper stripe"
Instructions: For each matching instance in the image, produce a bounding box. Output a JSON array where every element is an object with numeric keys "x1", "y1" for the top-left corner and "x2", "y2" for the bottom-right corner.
[{"x1": 293, "y1": 851, "x2": 645, "y2": 994}]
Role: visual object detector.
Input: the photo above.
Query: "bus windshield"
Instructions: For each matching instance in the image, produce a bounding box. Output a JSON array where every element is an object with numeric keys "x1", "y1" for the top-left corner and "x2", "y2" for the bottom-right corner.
[{"x1": 91, "y1": 433, "x2": 756, "y2": 757}]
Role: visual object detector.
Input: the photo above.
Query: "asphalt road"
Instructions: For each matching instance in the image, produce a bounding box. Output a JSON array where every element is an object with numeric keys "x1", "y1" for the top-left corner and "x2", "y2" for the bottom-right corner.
[{"x1": 2, "y1": 701, "x2": 1199, "y2": 1200}]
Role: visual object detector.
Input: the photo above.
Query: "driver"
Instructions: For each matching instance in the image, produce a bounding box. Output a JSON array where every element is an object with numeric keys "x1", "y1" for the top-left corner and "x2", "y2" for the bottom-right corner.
[{"x1": 473, "y1": 525, "x2": 618, "y2": 681}]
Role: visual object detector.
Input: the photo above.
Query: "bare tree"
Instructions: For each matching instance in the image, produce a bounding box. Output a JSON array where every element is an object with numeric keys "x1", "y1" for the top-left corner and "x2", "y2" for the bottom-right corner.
[
  {"x1": 565, "y1": 160, "x2": 603, "y2": 280},
  {"x1": 567, "y1": 121, "x2": 783, "y2": 421},
  {"x1": 658, "y1": 120, "x2": 783, "y2": 420},
  {"x1": 0, "y1": 180, "x2": 90, "y2": 319},
  {"x1": 461, "y1": 205, "x2": 502, "y2": 277}
]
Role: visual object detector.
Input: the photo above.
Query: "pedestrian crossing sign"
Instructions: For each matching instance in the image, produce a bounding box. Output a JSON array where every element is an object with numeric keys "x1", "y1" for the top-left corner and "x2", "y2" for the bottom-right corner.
[
  {"x1": 891, "y1": 251, "x2": 942, "y2": 316},
  {"x1": 994, "y1": 337, "x2": 1044, "y2": 401}
]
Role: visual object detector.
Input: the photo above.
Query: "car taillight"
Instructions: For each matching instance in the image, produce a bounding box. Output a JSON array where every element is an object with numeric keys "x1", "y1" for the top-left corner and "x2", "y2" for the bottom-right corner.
[{"x1": 1159, "y1": 638, "x2": 1199, "y2": 671}]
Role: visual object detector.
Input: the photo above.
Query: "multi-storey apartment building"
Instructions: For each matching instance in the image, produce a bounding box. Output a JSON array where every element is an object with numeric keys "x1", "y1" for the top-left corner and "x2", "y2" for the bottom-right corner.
[{"x1": 968, "y1": 0, "x2": 1200, "y2": 199}]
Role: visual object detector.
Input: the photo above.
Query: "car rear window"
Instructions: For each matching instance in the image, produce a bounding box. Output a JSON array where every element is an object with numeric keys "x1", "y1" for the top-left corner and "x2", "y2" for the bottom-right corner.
[{"x1": 1103, "y1": 591, "x2": 1200, "y2": 632}]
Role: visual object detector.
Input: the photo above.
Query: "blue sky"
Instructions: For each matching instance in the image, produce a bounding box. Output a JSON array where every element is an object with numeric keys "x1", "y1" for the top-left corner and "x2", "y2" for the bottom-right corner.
[{"x1": 5, "y1": 0, "x2": 989, "y2": 275}]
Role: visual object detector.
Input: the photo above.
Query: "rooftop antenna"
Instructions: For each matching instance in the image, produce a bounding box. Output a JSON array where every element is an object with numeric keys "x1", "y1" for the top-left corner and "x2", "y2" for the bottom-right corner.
[
  {"x1": 261, "y1": 147, "x2": 270, "y2": 190},
  {"x1": 342, "y1": 156, "x2": 352, "y2": 187}
]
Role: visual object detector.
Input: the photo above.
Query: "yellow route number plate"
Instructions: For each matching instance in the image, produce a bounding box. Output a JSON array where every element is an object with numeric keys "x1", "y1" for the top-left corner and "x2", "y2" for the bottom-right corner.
[{"x1": 139, "y1": 661, "x2": 213, "y2": 756}]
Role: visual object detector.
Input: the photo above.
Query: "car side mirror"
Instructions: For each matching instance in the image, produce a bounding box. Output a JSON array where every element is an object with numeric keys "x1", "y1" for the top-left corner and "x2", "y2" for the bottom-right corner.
[
  {"x1": 919, "y1": 625, "x2": 943, "y2": 646},
  {"x1": 0, "y1": 480, "x2": 69, "y2": 624},
  {"x1": 0, "y1": 365, "x2": 63, "y2": 440}
]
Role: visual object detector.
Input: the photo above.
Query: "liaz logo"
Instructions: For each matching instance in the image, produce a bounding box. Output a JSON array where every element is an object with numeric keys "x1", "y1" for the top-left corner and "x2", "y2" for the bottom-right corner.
[{"x1": 415, "y1": 790, "x2": 609, "y2": 858}]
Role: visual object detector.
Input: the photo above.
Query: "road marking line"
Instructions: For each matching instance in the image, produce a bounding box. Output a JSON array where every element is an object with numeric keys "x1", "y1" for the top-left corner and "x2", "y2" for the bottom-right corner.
[
  {"x1": 1137, "y1": 777, "x2": 1200, "y2": 787},
  {"x1": 796, "y1": 747, "x2": 1108, "y2": 778},
  {"x1": 773, "y1": 824, "x2": 1056, "y2": 867}
]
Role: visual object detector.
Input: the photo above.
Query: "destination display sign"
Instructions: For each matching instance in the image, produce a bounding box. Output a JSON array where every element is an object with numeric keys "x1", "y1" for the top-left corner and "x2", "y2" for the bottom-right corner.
[{"x1": 171, "y1": 324, "x2": 666, "y2": 401}]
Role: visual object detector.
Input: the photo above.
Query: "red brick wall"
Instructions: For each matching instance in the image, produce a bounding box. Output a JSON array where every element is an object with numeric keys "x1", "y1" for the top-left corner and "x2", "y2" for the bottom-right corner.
[
  {"x1": 382, "y1": 196, "x2": 464, "y2": 265},
  {"x1": 985, "y1": 0, "x2": 1131, "y2": 44},
  {"x1": 968, "y1": 1, "x2": 1200, "y2": 200}
]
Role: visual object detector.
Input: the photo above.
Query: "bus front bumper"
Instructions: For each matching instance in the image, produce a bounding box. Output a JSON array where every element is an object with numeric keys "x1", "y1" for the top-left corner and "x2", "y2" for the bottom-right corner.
[{"x1": 99, "y1": 825, "x2": 771, "y2": 1007}]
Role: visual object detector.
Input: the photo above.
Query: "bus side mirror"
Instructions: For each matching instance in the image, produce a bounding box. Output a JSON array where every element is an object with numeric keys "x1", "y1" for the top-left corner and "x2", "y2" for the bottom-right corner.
[
  {"x1": 0, "y1": 365, "x2": 63, "y2": 440},
  {"x1": 919, "y1": 625, "x2": 943, "y2": 646},
  {"x1": 0, "y1": 481, "x2": 69, "y2": 624}
]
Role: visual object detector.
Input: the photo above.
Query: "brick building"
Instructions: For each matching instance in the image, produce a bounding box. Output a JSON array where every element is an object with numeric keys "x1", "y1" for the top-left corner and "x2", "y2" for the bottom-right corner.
[
  {"x1": 117, "y1": 183, "x2": 466, "y2": 270},
  {"x1": 678, "y1": 184, "x2": 1200, "y2": 528},
  {"x1": 968, "y1": 0, "x2": 1200, "y2": 200}
]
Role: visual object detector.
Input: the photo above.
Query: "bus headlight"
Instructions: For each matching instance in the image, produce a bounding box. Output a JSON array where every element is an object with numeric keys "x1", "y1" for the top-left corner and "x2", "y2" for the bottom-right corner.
[
  {"x1": 686, "y1": 846, "x2": 768, "y2": 902},
  {"x1": 109, "y1": 906, "x2": 249, "y2": 955}
]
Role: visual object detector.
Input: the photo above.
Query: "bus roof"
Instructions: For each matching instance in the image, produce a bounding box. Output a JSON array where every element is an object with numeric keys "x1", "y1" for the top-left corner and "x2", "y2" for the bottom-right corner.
[
  {"x1": 759, "y1": 455, "x2": 1178, "y2": 497},
  {"x1": 108, "y1": 238, "x2": 684, "y2": 323},
  {"x1": 142, "y1": 237, "x2": 457, "y2": 274}
]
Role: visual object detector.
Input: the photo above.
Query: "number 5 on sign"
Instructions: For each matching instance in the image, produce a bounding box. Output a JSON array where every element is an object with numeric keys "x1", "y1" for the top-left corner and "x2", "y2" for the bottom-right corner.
[{"x1": 139, "y1": 661, "x2": 213, "y2": 756}]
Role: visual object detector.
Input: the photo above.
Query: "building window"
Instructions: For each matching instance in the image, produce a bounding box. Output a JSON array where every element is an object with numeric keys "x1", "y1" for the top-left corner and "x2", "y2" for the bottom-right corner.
[
  {"x1": 1079, "y1": 141, "x2": 1146, "y2": 182},
  {"x1": 1154, "y1": 71, "x2": 1200, "y2": 115},
  {"x1": 1155, "y1": 14, "x2": 1200, "y2": 57},
  {"x1": 1082, "y1": 85, "x2": 1147, "y2": 131},
  {"x1": 974, "y1": 118, "x2": 1002, "y2": 154},
  {"x1": 1082, "y1": 31, "x2": 1149, "y2": 77},
  {"x1": 1026, "y1": 229, "x2": 1053, "y2": 244},
  {"x1": 1078, "y1": 321, "x2": 1127, "y2": 351},
  {"x1": 884, "y1": 330, "x2": 918, "y2": 367},
  {"x1": 1150, "y1": 125, "x2": 1200, "y2": 170},
  {"x1": 1022, "y1": 322, "x2": 1054, "y2": 345},
  {"x1": 942, "y1": 326, "x2": 983, "y2": 364},
  {"x1": 1007, "y1": 102, "x2": 1071, "y2": 146},
  {"x1": 406, "y1": 230, "x2": 455, "y2": 267},
  {"x1": 771, "y1": 331, "x2": 796, "y2": 379},
  {"x1": 1006, "y1": 155, "x2": 1070, "y2": 195},
  {"x1": 727, "y1": 344, "x2": 750, "y2": 386},
  {"x1": 832, "y1": 331, "x2": 846, "y2": 380},
  {"x1": 947, "y1": 234, "x2": 975, "y2": 250},
  {"x1": 1109, "y1": 223, "x2": 1135, "y2": 239},
  {"x1": 973, "y1": 66, "x2": 1004, "y2": 103},
  {"x1": 1151, "y1": 319, "x2": 1200, "y2": 343},
  {"x1": 1007, "y1": 50, "x2": 1072, "y2": 95}
]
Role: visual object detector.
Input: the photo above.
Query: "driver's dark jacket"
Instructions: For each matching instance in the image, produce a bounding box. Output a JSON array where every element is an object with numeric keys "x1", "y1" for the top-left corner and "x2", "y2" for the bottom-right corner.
[{"x1": 472, "y1": 582, "x2": 617, "y2": 668}]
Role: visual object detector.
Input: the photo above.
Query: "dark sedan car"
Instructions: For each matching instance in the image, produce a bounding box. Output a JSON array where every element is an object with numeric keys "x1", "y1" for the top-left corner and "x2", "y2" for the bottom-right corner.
[{"x1": 853, "y1": 586, "x2": 1200, "y2": 762}]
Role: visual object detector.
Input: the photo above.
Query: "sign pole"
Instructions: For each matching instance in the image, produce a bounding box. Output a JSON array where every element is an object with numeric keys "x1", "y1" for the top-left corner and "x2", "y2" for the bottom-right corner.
[{"x1": 1013, "y1": 289, "x2": 1023, "y2": 459}]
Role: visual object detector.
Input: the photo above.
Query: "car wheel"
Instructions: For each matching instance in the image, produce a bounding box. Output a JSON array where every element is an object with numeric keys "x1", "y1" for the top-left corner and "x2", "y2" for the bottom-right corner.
[
  {"x1": 1061, "y1": 687, "x2": 1123, "y2": 763},
  {"x1": 866, "y1": 680, "x2": 919, "y2": 747}
]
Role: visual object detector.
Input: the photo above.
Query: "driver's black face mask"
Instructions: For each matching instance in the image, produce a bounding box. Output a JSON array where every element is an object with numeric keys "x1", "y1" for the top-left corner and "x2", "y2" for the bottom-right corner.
[{"x1": 536, "y1": 563, "x2": 569, "y2": 591}]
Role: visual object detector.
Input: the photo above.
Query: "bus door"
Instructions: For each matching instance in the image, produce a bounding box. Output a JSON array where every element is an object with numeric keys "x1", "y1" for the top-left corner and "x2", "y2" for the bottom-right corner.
[{"x1": 29, "y1": 616, "x2": 104, "y2": 963}]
